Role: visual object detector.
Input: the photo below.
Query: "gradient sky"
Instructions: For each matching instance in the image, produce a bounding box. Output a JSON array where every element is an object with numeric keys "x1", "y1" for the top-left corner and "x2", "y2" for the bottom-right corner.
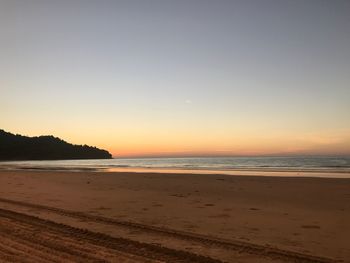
[{"x1": 1, "y1": 0, "x2": 350, "y2": 157}]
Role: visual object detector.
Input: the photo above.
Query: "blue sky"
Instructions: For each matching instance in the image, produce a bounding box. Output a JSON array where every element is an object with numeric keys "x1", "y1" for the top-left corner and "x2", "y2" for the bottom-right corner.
[{"x1": 1, "y1": 0, "x2": 350, "y2": 156}]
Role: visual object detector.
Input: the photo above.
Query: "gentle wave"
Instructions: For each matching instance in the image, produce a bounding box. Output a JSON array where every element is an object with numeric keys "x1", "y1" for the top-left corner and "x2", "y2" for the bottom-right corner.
[{"x1": 1, "y1": 157, "x2": 350, "y2": 177}]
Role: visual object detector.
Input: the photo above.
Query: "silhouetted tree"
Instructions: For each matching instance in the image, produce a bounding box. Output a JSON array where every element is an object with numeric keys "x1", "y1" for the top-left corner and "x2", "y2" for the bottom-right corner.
[{"x1": 0, "y1": 130, "x2": 112, "y2": 160}]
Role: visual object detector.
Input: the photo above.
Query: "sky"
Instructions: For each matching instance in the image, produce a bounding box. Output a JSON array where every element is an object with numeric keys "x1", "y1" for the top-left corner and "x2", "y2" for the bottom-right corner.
[{"x1": 1, "y1": 0, "x2": 350, "y2": 157}]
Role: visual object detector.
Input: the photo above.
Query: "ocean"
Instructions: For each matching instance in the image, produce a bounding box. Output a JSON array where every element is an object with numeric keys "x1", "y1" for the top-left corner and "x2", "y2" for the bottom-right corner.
[{"x1": 1, "y1": 156, "x2": 350, "y2": 178}]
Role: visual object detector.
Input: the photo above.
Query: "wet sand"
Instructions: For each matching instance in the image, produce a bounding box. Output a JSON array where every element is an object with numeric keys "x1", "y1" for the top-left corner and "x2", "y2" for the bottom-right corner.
[{"x1": 0, "y1": 170, "x2": 349, "y2": 262}]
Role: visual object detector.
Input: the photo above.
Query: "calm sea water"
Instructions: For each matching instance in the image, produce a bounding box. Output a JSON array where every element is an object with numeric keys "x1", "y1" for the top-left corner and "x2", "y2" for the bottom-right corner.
[{"x1": 1, "y1": 157, "x2": 350, "y2": 177}]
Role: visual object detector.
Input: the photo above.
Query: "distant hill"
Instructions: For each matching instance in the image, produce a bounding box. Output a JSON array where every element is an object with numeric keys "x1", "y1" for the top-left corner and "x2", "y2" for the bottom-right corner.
[{"x1": 0, "y1": 130, "x2": 112, "y2": 160}]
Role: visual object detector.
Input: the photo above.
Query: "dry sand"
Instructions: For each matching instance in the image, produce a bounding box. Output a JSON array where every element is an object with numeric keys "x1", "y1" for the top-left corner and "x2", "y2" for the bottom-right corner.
[{"x1": 0, "y1": 170, "x2": 349, "y2": 262}]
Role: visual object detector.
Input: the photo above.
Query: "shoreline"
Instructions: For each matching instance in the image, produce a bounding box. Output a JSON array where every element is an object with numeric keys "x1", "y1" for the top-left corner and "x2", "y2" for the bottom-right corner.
[{"x1": 1, "y1": 166, "x2": 350, "y2": 178}]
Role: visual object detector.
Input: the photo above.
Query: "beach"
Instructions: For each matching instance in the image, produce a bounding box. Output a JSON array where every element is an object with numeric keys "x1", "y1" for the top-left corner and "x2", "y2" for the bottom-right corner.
[{"x1": 0, "y1": 169, "x2": 349, "y2": 262}]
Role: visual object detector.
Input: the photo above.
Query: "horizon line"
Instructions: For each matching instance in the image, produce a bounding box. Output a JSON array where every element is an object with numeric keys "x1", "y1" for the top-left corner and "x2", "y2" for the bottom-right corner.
[{"x1": 112, "y1": 154, "x2": 350, "y2": 159}]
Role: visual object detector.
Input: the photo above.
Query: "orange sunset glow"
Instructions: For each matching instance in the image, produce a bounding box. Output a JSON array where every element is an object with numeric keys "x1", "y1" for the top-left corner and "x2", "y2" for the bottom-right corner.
[{"x1": 1, "y1": 0, "x2": 349, "y2": 158}]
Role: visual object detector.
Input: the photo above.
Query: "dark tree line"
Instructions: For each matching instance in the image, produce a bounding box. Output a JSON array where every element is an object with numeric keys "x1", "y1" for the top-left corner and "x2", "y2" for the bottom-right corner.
[{"x1": 0, "y1": 129, "x2": 112, "y2": 160}]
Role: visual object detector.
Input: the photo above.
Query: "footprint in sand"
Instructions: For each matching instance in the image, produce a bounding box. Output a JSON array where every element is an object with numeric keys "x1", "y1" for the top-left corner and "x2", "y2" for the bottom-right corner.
[
  {"x1": 95, "y1": 206, "x2": 111, "y2": 211},
  {"x1": 209, "y1": 213, "x2": 231, "y2": 218},
  {"x1": 170, "y1": 194, "x2": 186, "y2": 198},
  {"x1": 245, "y1": 227, "x2": 260, "y2": 232},
  {"x1": 301, "y1": 225, "x2": 321, "y2": 229}
]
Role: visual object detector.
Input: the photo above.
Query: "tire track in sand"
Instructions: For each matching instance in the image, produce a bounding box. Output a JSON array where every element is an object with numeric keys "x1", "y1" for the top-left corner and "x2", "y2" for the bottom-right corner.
[
  {"x1": 0, "y1": 207, "x2": 222, "y2": 263},
  {"x1": 0, "y1": 197, "x2": 337, "y2": 263}
]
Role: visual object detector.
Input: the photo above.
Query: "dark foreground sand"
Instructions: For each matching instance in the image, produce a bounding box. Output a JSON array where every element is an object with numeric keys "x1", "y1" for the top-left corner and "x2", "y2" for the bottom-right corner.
[{"x1": 0, "y1": 170, "x2": 349, "y2": 262}]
